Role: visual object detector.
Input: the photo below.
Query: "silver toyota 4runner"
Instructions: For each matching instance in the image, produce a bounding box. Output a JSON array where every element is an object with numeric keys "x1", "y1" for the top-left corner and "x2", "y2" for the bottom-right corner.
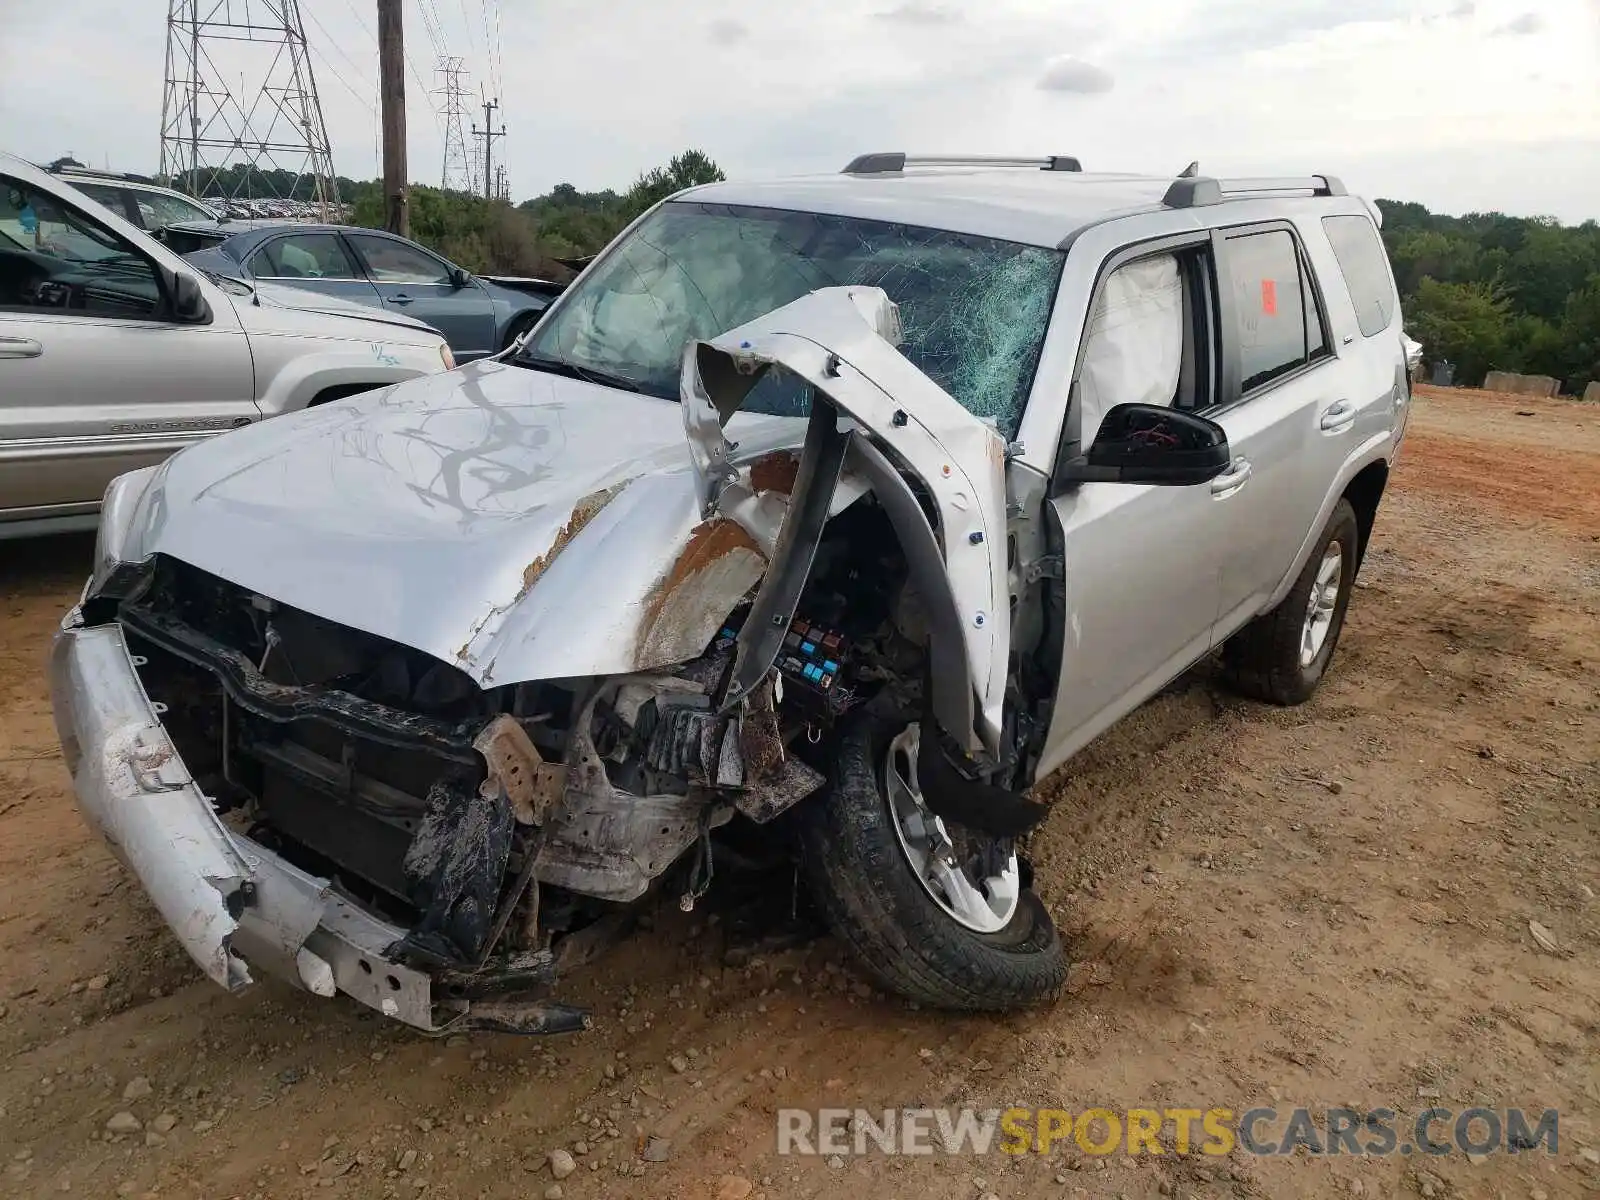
[{"x1": 50, "y1": 155, "x2": 1409, "y2": 1032}]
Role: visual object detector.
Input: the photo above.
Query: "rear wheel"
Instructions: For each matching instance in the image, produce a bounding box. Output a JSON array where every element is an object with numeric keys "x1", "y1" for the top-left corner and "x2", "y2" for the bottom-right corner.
[
  {"x1": 796, "y1": 717, "x2": 1066, "y2": 1010},
  {"x1": 1222, "y1": 498, "x2": 1359, "y2": 705}
]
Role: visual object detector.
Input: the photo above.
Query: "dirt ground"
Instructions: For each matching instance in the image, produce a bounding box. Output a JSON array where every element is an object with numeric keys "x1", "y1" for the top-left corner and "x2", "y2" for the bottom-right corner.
[{"x1": 1, "y1": 385, "x2": 1596, "y2": 1200}]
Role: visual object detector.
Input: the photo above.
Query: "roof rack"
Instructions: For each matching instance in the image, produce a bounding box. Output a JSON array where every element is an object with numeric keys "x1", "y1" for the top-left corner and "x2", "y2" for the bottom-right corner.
[
  {"x1": 1162, "y1": 174, "x2": 1347, "y2": 208},
  {"x1": 843, "y1": 153, "x2": 1083, "y2": 174}
]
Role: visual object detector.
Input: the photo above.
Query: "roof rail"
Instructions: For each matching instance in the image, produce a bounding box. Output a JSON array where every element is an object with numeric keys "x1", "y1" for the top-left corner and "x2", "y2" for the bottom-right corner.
[
  {"x1": 1162, "y1": 174, "x2": 1347, "y2": 208},
  {"x1": 843, "y1": 153, "x2": 1083, "y2": 174},
  {"x1": 50, "y1": 165, "x2": 132, "y2": 179}
]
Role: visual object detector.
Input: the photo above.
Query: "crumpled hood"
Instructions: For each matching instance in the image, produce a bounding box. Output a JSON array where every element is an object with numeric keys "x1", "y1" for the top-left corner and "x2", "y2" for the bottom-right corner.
[{"x1": 132, "y1": 360, "x2": 802, "y2": 683}]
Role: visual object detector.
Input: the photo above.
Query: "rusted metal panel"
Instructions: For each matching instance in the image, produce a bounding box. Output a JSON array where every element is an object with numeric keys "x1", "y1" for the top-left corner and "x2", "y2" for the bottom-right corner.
[
  {"x1": 635, "y1": 518, "x2": 766, "y2": 669},
  {"x1": 473, "y1": 714, "x2": 563, "y2": 826}
]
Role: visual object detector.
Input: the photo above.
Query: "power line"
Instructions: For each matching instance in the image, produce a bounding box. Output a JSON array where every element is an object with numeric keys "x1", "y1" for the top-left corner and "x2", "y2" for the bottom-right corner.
[
  {"x1": 477, "y1": 0, "x2": 500, "y2": 99},
  {"x1": 339, "y1": 0, "x2": 377, "y2": 43},
  {"x1": 309, "y1": 43, "x2": 376, "y2": 115},
  {"x1": 302, "y1": 9, "x2": 377, "y2": 110},
  {"x1": 413, "y1": 0, "x2": 446, "y2": 60},
  {"x1": 488, "y1": 0, "x2": 504, "y2": 102}
]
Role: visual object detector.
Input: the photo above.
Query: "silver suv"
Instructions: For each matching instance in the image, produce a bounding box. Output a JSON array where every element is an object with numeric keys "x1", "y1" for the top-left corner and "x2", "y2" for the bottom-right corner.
[
  {"x1": 51, "y1": 155, "x2": 1409, "y2": 1032},
  {"x1": 1, "y1": 153, "x2": 453, "y2": 539},
  {"x1": 49, "y1": 168, "x2": 226, "y2": 234}
]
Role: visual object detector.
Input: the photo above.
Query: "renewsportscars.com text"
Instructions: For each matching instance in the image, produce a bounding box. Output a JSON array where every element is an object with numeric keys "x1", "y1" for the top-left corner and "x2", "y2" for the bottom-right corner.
[{"x1": 777, "y1": 1106, "x2": 1560, "y2": 1158}]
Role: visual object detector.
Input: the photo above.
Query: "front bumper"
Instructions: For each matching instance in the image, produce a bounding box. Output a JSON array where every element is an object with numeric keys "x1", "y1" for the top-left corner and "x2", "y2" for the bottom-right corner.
[{"x1": 49, "y1": 608, "x2": 441, "y2": 1029}]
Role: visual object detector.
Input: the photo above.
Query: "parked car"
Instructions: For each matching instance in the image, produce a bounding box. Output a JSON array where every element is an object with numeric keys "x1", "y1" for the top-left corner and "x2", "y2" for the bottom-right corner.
[
  {"x1": 0, "y1": 153, "x2": 456, "y2": 539},
  {"x1": 46, "y1": 167, "x2": 287, "y2": 240},
  {"x1": 51, "y1": 154, "x2": 1411, "y2": 1034},
  {"x1": 179, "y1": 224, "x2": 562, "y2": 361},
  {"x1": 49, "y1": 167, "x2": 221, "y2": 235}
]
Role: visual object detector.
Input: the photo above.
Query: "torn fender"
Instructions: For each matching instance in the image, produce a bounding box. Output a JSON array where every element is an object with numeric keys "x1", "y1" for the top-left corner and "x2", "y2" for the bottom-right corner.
[{"x1": 682, "y1": 286, "x2": 1010, "y2": 755}]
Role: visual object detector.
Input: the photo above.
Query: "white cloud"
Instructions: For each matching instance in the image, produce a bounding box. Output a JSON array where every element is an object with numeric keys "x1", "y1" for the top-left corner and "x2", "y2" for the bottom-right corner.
[
  {"x1": 1038, "y1": 56, "x2": 1115, "y2": 93},
  {"x1": 706, "y1": 17, "x2": 751, "y2": 43},
  {"x1": 2, "y1": 0, "x2": 1595, "y2": 221},
  {"x1": 1492, "y1": 10, "x2": 1545, "y2": 33},
  {"x1": 872, "y1": 4, "x2": 963, "y2": 24}
]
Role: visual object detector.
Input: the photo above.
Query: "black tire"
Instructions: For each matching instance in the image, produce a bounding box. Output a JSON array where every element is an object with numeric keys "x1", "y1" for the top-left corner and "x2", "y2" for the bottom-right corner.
[
  {"x1": 501, "y1": 312, "x2": 539, "y2": 352},
  {"x1": 1222, "y1": 497, "x2": 1360, "y2": 705},
  {"x1": 795, "y1": 718, "x2": 1066, "y2": 1011}
]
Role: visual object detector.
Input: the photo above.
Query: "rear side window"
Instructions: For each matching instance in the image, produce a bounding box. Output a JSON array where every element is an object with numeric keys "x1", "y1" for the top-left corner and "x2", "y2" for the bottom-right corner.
[
  {"x1": 72, "y1": 182, "x2": 132, "y2": 221},
  {"x1": 1223, "y1": 229, "x2": 1328, "y2": 392},
  {"x1": 252, "y1": 233, "x2": 358, "y2": 279},
  {"x1": 1322, "y1": 215, "x2": 1396, "y2": 337}
]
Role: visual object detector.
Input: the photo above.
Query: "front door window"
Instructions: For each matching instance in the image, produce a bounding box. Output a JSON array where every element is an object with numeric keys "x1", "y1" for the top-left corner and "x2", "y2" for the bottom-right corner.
[{"x1": 0, "y1": 176, "x2": 163, "y2": 318}]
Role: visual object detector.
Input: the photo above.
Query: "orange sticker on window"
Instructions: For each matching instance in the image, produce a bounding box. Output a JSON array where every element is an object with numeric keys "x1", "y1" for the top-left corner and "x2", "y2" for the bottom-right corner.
[{"x1": 1261, "y1": 279, "x2": 1278, "y2": 316}]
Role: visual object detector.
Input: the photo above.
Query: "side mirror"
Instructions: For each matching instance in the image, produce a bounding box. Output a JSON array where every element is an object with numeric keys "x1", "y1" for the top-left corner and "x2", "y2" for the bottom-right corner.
[
  {"x1": 169, "y1": 271, "x2": 211, "y2": 324},
  {"x1": 450, "y1": 267, "x2": 471, "y2": 289},
  {"x1": 1057, "y1": 403, "x2": 1230, "y2": 486}
]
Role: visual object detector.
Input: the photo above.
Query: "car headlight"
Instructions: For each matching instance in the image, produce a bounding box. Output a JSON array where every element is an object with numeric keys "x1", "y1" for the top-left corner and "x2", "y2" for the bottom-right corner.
[
  {"x1": 89, "y1": 464, "x2": 165, "y2": 599},
  {"x1": 440, "y1": 343, "x2": 456, "y2": 370}
]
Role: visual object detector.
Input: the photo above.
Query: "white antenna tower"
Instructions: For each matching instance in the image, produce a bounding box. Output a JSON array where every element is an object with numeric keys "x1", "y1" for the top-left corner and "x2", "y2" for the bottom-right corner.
[{"x1": 159, "y1": 0, "x2": 340, "y2": 216}]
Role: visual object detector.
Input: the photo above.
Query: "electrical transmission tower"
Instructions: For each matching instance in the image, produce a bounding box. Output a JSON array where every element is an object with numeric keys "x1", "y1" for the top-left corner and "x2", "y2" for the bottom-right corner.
[
  {"x1": 159, "y1": 0, "x2": 339, "y2": 216},
  {"x1": 435, "y1": 57, "x2": 476, "y2": 193}
]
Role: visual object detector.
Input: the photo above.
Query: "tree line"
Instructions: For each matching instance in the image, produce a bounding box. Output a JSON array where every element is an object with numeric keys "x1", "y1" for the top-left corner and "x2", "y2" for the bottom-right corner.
[
  {"x1": 1376, "y1": 200, "x2": 1599, "y2": 392},
  {"x1": 129, "y1": 152, "x2": 1600, "y2": 393},
  {"x1": 148, "y1": 151, "x2": 724, "y2": 283}
]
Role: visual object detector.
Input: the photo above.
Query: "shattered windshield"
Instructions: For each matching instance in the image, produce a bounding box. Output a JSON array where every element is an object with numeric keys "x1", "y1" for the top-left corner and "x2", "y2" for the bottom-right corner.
[{"x1": 521, "y1": 202, "x2": 1064, "y2": 437}]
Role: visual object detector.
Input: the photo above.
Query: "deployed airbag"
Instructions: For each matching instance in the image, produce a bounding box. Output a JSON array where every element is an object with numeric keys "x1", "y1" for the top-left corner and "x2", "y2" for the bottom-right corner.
[{"x1": 1076, "y1": 255, "x2": 1183, "y2": 446}]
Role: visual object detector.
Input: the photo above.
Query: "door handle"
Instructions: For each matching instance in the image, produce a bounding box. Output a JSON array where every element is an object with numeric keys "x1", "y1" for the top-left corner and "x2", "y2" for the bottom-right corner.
[
  {"x1": 0, "y1": 336, "x2": 43, "y2": 359},
  {"x1": 1319, "y1": 400, "x2": 1356, "y2": 432},
  {"x1": 1210, "y1": 457, "x2": 1252, "y2": 497},
  {"x1": 390, "y1": 293, "x2": 414, "y2": 305}
]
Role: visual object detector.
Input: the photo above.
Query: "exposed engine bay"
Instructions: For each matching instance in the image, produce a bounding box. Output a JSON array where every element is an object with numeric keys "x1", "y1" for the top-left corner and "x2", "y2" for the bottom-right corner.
[{"x1": 103, "y1": 495, "x2": 930, "y2": 1022}]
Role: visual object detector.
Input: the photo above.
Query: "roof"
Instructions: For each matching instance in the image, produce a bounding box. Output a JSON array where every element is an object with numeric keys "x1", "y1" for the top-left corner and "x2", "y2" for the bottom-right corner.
[
  {"x1": 56, "y1": 171, "x2": 194, "y2": 198},
  {"x1": 677, "y1": 169, "x2": 1183, "y2": 249}
]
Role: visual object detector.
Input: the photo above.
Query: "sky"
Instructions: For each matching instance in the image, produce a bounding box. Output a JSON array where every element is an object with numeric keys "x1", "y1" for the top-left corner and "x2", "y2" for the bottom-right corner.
[{"x1": 2, "y1": 0, "x2": 1598, "y2": 221}]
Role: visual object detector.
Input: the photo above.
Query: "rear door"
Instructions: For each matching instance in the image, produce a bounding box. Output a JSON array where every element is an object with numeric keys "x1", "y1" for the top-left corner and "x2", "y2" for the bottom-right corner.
[
  {"x1": 0, "y1": 171, "x2": 256, "y2": 525},
  {"x1": 246, "y1": 230, "x2": 383, "y2": 310},
  {"x1": 344, "y1": 231, "x2": 496, "y2": 357},
  {"x1": 1205, "y1": 223, "x2": 1350, "y2": 636}
]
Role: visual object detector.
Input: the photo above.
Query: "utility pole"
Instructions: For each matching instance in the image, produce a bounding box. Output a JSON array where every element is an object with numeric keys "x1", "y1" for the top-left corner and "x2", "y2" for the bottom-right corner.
[
  {"x1": 377, "y1": 0, "x2": 408, "y2": 237},
  {"x1": 472, "y1": 98, "x2": 505, "y2": 202}
]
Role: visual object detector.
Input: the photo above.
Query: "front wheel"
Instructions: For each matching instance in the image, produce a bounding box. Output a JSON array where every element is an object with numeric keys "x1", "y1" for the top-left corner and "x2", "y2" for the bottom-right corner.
[
  {"x1": 795, "y1": 718, "x2": 1066, "y2": 1011},
  {"x1": 501, "y1": 312, "x2": 540, "y2": 353}
]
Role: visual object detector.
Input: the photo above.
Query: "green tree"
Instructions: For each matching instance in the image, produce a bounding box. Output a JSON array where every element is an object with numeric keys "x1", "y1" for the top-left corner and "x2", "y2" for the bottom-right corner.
[
  {"x1": 618, "y1": 149, "x2": 726, "y2": 221},
  {"x1": 1408, "y1": 278, "x2": 1515, "y2": 386},
  {"x1": 1505, "y1": 220, "x2": 1599, "y2": 324},
  {"x1": 1557, "y1": 276, "x2": 1600, "y2": 392}
]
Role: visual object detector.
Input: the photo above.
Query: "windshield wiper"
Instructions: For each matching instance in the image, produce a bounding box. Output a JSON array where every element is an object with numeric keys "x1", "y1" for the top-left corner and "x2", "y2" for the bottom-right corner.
[{"x1": 519, "y1": 354, "x2": 646, "y2": 395}]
